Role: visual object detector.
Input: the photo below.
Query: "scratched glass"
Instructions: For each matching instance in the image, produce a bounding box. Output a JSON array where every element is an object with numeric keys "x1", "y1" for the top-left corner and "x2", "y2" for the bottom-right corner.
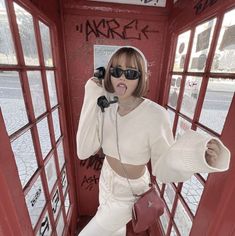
[
  {"x1": 25, "y1": 175, "x2": 46, "y2": 228},
  {"x1": 64, "y1": 192, "x2": 71, "y2": 215},
  {"x1": 181, "y1": 175, "x2": 204, "y2": 215},
  {"x1": 168, "y1": 75, "x2": 182, "y2": 109},
  {"x1": 14, "y1": 3, "x2": 39, "y2": 65},
  {"x1": 160, "y1": 211, "x2": 170, "y2": 234},
  {"x1": 199, "y1": 78, "x2": 235, "y2": 134},
  {"x1": 164, "y1": 184, "x2": 176, "y2": 212},
  {"x1": 57, "y1": 140, "x2": 65, "y2": 171},
  {"x1": 27, "y1": 71, "x2": 46, "y2": 118},
  {"x1": 0, "y1": 0, "x2": 17, "y2": 64},
  {"x1": 46, "y1": 71, "x2": 58, "y2": 108},
  {"x1": 39, "y1": 21, "x2": 54, "y2": 67},
  {"x1": 61, "y1": 167, "x2": 68, "y2": 196},
  {"x1": 52, "y1": 108, "x2": 61, "y2": 141},
  {"x1": 37, "y1": 117, "x2": 52, "y2": 159},
  {"x1": 51, "y1": 186, "x2": 61, "y2": 220},
  {"x1": 180, "y1": 76, "x2": 202, "y2": 119},
  {"x1": 36, "y1": 210, "x2": 52, "y2": 236},
  {"x1": 211, "y1": 8, "x2": 235, "y2": 73},
  {"x1": 56, "y1": 210, "x2": 65, "y2": 236},
  {"x1": 45, "y1": 154, "x2": 57, "y2": 193},
  {"x1": 174, "y1": 200, "x2": 192, "y2": 236},
  {"x1": 0, "y1": 71, "x2": 28, "y2": 135},
  {"x1": 11, "y1": 130, "x2": 38, "y2": 188},
  {"x1": 173, "y1": 30, "x2": 191, "y2": 72},
  {"x1": 188, "y1": 18, "x2": 217, "y2": 72}
]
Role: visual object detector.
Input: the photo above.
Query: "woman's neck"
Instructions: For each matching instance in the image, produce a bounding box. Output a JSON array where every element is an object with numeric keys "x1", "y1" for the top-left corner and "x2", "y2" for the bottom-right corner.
[{"x1": 117, "y1": 96, "x2": 143, "y2": 115}]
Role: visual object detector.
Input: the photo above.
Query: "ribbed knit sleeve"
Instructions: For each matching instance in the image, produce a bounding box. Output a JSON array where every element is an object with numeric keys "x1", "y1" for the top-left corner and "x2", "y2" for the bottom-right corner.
[
  {"x1": 76, "y1": 79, "x2": 104, "y2": 159},
  {"x1": 150, "y1": 110, "x2": 231, "y2": 183}
]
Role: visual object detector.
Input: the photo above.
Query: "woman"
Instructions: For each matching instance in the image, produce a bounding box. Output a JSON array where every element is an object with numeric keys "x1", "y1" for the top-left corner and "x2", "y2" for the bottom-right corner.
[{"x1": 77, "y1": 47, "x2": 230, "y2": 236}]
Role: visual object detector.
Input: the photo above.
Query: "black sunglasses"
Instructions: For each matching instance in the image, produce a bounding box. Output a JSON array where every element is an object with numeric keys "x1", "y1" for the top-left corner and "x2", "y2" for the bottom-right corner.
[{"x1": 110, "y1": 67, "x2": 141, "y2": 80}]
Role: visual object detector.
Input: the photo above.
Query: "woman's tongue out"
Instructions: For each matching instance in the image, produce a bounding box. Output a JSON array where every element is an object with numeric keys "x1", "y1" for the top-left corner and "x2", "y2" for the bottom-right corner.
[{"x1": 116, "y1": 83, "x2": 127, "y2": 96}]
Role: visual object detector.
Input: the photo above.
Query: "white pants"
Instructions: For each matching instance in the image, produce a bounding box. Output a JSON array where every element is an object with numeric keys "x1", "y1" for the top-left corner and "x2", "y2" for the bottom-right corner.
[{"x1": 79, "y1": 158, "x2": 150, "y2": 236}]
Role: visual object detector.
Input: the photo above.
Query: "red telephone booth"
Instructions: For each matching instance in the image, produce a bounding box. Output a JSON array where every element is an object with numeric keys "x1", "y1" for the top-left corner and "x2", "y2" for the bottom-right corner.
[{"x1": 0, "y1": 0, "x2": 235, "y2": 235}]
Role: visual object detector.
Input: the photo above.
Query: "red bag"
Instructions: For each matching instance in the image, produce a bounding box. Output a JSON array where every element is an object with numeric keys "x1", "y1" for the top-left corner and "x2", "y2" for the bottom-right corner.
[{"x1": 132, "y1": 185, "x2": 164, "y2": 233}]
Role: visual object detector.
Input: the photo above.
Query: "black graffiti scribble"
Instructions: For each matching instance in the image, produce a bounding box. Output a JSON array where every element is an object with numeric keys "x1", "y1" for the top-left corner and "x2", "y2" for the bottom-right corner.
[
  {"x1": 81, "y1": 175, "x2": 99, "y2": 191},
  {"x1": 30, "y1": 187, "x2": 41, "y2": 207},
  {"x1": 40, "y1": 216, "x2": 50, "y2": 236},
  {"x1": 141, "y1": 0, "x2": 158, "y2": 4},
  {"x1": 76, "y1": 19, "x2": 159, "y2": 41},
  {"x1": 80, "y1": 155, "x2": 104, "y2": 171},
  {"x1": 194, "y1": 0, "x2": 218, "y2": 15},
  {"x1": 52, "y1": 189, "x2": 60, "y2": 214}
]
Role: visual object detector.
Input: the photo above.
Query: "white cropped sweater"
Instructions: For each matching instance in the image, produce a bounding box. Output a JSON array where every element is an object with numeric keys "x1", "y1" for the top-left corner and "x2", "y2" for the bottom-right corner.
[{"x1": 77, "y1": 79, "x2": 230, "y2": 183}]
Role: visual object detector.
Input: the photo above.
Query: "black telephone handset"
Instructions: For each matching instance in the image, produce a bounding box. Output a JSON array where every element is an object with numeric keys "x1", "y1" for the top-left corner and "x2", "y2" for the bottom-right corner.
[{"x1": 94, "y1": 67, "x2": 118, "y2": 112}]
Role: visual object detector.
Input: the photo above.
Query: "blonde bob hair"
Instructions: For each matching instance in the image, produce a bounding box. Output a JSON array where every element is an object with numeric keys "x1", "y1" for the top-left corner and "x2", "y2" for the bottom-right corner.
[{"x1": 104, "y1": 47, "x2": 148, "y2": 97}]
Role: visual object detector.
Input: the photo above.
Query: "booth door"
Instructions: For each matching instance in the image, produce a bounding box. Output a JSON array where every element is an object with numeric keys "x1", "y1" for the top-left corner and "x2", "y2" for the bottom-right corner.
[{"x1": 0, "y1": 0, "x2": 75, "y2": 235}]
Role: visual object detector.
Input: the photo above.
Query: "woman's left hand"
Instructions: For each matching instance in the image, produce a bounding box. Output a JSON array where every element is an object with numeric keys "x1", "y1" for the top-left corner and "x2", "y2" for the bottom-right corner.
[{"x1": 205, "y1": 139, "x2": 221, "y2": 167}]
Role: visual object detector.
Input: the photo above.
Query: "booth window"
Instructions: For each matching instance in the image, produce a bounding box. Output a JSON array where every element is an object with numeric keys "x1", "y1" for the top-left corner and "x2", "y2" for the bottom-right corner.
[
  {"x1": 0, "y1": 0, "x2": 71, "y2": 235},
  {"x1": 160, "y1": 7, "x2": 235, "y2": 236}
]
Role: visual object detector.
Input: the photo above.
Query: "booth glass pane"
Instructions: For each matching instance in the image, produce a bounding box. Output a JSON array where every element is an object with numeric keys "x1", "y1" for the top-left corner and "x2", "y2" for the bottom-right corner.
[
  {"x1": 14, "y1": 3, "x2": 39, "y2": 65},
  {"x1": 56, "y1": 211, "x2": 64, "y2": 236},
  {"x1": 199, "y1": 78, "x2": 235, "y2": 134},
  {"x1": 45, "y1": 155, "x2": 57, "y2": 193},
  {"x1": 64, "y1": 192, "x2": 71, "y2": 215},
  {"x1": 46, "y1": 71, "x2": 58, "y2": 108},
  {"x1": 160, "y1": 211, "x2": 170, "y2": 234},
  {"x1": 189, "y1": 18, "x2": 216, "y2": 72},
  {"x1": 175, "y1": 117, "x2": 191, "y2": 139},
  {"x1": 168, "y1": 75, "x2": 182, "y2": 109},
  {"x1": 174, "y1": 200, "x2": 192, "y2": 236},
  {"x1": 167, "y1": 109, "x2": 175, "y2": 130},
  {"x1": 37, "y1": 117, "x2": 52, "y2": 159},
  {"x1": 11, "y1": 130, "x2": 38, "y2": 188},
  {"x1": 180, "y1": 76, "x2": 202, "y2": 119},
  {"x1": 36, "y1": 210, "x2": 52, "y2": 236},
  {"x1": 173, "y1": 31, "x2": 191, "y2": 72},
  {"x1": 39, "y1": 21, "x2": 53, "y2": 67},
  {"x1": 61, "y1": 167, "x2": 68, "y2": 196},
  {"x1": 164, "y1": 184, "x2": 176, "y2": 211},
  {"x1": 51, "y1": 186, "x2": 61, "y2": 220},
  {"x1": 0, "y1": 71, "x2": 28, "y2": 135},
  {"x1": 27, "y1": 71, "x2": 46, "y2": 118},
  {"x1": 52, "y1": 109, "x2": 61, "y2": 141},
  {"x1": 57, "y1": 141, "x2": 65, "y2": 170},
  {"x1": 181, "y1": 175, "x2": 204, "y2": 215},
  {"x1": 211, "y1": 8, "x2": 235, "y2": 73},
  {"x1": 25, "y1": 175, "x2": 46, "y2": 228},
  {"x1": 0, "y1": 0, "x2": 17, "y2": 64}
]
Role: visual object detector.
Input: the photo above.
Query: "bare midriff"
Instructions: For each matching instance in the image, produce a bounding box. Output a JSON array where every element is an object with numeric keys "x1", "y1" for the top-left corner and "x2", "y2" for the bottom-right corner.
[{"x1": 106, "y1": 155, "x2": 146, "y2": 179}]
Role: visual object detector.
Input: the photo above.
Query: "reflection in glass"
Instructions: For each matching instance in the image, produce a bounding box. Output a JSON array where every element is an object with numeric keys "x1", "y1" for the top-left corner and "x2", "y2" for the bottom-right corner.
[
  {"x1": 56, "y1": 211, "x2": 64, "y2": 236},
  {"x1": 52, "y1": 109, "x2": 61, "y2": 141},
  {"x1": 180, "y1": 76, "x2": 202, "y2": 119},
  {"x1": 173, "y1": 31, "x2": 191, "y2": 72},
  {"x1": 174, "y1": 200, "x2": 192, "y2": 235},
  {"x1": 0, "y1": 0, "x2": 17, "y2": 64},
  {"x1": 11, "y1": 130, "x2": 38, "y2": 188},
  {"x1": 37, "y1": 117, "x2": 52, "y2": 159},
  {"x1": 25, "y1": 175, "x2": 46, "y2": 228},
  {"x1": 27, "y1": 71, "x2": 46, "y2": 118},
  {"x1": 164, "y1": 184, "x2": 175, "y2": 211},
  {"x1": 175, "y1": 116, "x2": 191, "y2": 140},
  {"x1": 14, "y1": 3, "x2": 39, "y2": 65},
  {"x1": 200, "y1": 78, "x2": 235, "y2": 134},
  {"x1": 39, "y1": 21, "x2": 53, "y2": 67},
  {"x1": 36, "y1": 211, "x2": 52, "y2": 236},
  {"x1": 189, "y1": 18, "x2": 216, "y2": 72},
  {"x1": 181, "y1": 175, "x2": 204, "y2": 215},
  {"x1": 0, "y1": 71, "x2": 28, "y2": 135},
  {"x1": 211, "y1": 9, "x2": 235, "y2": 73},
  {"x1": 168, "y1": 75, "x2": 182, "y2": 109},
  {"x1": 46, "y1": 71, "x2": 58, "y2": 108},
  {"x1": 45, "y1": 155, "x2": 57, "y2": 193}
]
